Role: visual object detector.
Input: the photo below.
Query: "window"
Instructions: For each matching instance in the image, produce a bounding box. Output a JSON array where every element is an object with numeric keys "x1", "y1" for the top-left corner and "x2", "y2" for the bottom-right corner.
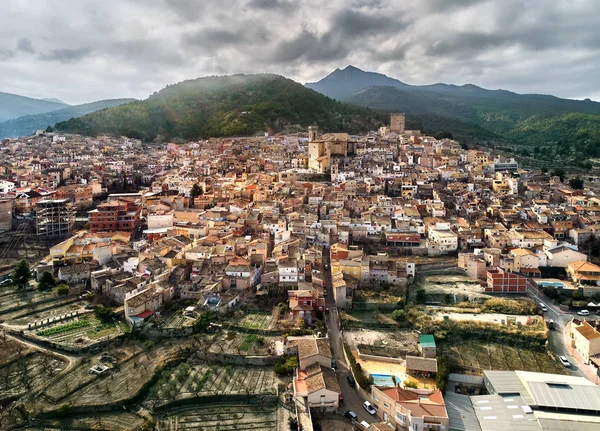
[{"x1": 395, "y1": 412, "x2": 406, "y2": 425}]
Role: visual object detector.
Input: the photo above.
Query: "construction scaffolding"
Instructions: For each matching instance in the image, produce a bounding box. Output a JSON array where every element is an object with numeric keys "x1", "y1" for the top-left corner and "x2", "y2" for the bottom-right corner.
[{"x1": 35, "y1": 199, "x2": 75, "y2": 238}]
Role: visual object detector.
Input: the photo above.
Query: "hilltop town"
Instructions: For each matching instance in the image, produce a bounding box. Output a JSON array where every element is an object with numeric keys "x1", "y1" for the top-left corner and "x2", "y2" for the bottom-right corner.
[{"x1": 1, "y1": 114, "x2": 600, "y2": 431}]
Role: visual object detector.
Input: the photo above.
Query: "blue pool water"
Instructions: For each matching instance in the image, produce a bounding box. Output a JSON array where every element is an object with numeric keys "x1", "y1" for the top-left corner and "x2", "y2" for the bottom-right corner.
[
  {"x1": 538, "y1": 281, "x2": 566, "y2": 289},
  {"x1": 370, "y1": 373, "x2": 402, "y2": 387}
]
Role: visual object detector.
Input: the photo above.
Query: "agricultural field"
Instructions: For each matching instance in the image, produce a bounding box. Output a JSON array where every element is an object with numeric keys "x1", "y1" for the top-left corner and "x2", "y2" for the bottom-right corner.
[
  {"x1": 207, "y1": 331, "x2": 280, "y2": 356},
  {"x1": 411, "y1": 273, "x2": 492, "y2": 301},
  {"x1": 0, "y1": 351, "x2": 67, "y2": 401},
  {"x1": 157, "y1": 403, "x2": 278, "y2": 431},
  {"x1": 440, "y1": 340, "x2": 567, "y2": 375},
  {"x1": 147, "y1": 362, "x2": 277, "y2": 408},
  {"x1": 33, "y1": 314, "x2": 127, "y2": 346},
  {"x1": 0, "y1": 338, "x2": 32, "y2": 365},
  {"x1": 237, "y1": 311, "x2": 273, "y2": 330},
  {"x1": 163, "y1": 312, "x2": 196, "y2": 328},
  {"x1": 29, "y1": 411, "x2": 146, "y2": 431},
  {"x1": 344, "y1": 328, "x2": 420, "y2": 358}
]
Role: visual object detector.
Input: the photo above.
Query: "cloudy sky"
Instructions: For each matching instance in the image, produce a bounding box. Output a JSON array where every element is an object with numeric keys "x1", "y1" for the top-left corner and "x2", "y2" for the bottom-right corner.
[{"x1": 1, "y1": 0, "x2": 599, "y2": 105}]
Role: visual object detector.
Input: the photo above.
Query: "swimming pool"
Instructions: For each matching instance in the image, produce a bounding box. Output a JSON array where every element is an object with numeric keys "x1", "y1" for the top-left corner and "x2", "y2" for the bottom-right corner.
[
  {"x1": 370, "y1": 373, "x2": 402, "y2": 387},
  {"x1": 538, "y1": 281, "x2": 566, "y2": 289}
]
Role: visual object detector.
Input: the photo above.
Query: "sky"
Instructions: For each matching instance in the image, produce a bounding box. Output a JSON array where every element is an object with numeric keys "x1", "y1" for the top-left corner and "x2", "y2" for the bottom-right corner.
[{"x1": 1, "y1": 0, "x2": 599, "y2": 105}]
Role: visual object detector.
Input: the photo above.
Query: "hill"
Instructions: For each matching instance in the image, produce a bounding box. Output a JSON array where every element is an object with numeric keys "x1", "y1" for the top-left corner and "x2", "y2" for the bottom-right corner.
[
  {"x1": 55, "y1": 74, "x2": 385, "y2": 141},
  {"x1": 307, "y1": 66, "x2": 600, "y2": 163},
  {"x1": 0, "y1": 92, "x2": 69, "y2": 123},
  {"x1": 0, "y1": 99, "x2": 136, "y2": 139}
]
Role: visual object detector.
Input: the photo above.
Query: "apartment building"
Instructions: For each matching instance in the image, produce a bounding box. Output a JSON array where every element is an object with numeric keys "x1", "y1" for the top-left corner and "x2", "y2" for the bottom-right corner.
[{"x1": 88, "y1": 198, "x2": 141, "y2": 233}]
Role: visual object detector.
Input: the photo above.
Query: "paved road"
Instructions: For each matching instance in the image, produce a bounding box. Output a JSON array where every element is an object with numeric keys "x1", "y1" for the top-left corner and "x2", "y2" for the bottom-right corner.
[
  {"x1": 526, "y1": 284, "x2": 587, "y2": 378},
  {"x1": 322, "y1": 249, "x2": 374, "y2": 426}
]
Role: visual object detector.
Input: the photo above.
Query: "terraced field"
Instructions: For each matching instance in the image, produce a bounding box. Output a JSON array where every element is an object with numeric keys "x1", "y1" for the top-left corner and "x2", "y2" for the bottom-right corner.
[
  {"x1": 28, "y1": 411, "x2": 146, "y2": 431},
  {"x1": 208, "y1": 332, "x2": 277, "y2": 355},
  {"x1": 150, "y1": 363, "x2": 277, "y2": 407},
  {"x1": 164, "y1": 312, "x2": 195, "y2": 328},
  {"x1": 34, "y1": 314, "x2": 127, "y2": 346},
  {"x1": 0, "y1": 352, "x2": 67, "y2": 400},
  {"x1": 238, "y1": 312, "x2": 273, "y2": 330},
  {"x1": 441, "y1": 340, "x2": 567, "y2": 375},
  {"x1": 157, "y1": 403, "x2": 278, "y2": 431}
]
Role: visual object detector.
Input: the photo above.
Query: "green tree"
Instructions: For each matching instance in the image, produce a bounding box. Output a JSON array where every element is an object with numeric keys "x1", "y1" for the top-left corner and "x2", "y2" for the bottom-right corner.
[
  {"x1": 569, "y1": 177, "x2": 584, "y2": 190},
  {"x1": 37, "y1": 271, "x2": 56, "y2": 291},
  {"x1": 190, "y1": 183, "x2": 203, "y2": 207},
  {"x1": 12, "y1": 260, "x2": 31, "y2": 289},
  {"x1": 94, "y1": 306, "x2": 115, "y2": 322},
  {"x1": 45, "y1": 125, "x2": 54, "y2": 133},
  {"x1": 56, "y1": 284, "x2": 69, "y2": 295},
  {"x1": 551, "y1": 168, "x2": 565, "y2": 182},
  {"x1": 415, "y1": 289, "x2": 427, "y2": 304}
]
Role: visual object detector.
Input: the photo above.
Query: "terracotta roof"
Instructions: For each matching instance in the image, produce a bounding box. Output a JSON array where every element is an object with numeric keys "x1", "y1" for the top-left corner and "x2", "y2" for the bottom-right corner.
[
  {"x1": 304, "y1": 365, "x2": 341, "y2": 394},
  {"x1": 288, "y1": 338, "x2": 332, "y2": 360},
  {"x1": 378, "y1": 387, "x2": 448, "y2": 420},
  {"x1": 574, "y1": 321, "x2": 600, "y2": 341},
  {"x1": 510, "y1": 248, "x2": 536, "y2": 257}
]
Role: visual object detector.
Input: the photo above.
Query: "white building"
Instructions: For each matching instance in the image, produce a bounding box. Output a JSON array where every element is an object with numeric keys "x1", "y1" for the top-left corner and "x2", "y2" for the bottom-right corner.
[{"x1": 0, "y1": 180, "x2": 15, "y2": 193}]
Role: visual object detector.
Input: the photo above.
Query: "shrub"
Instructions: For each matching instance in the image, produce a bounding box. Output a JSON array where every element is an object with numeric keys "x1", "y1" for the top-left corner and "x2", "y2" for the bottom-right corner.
[
  {"x1": 37, "y1": 271, "x2": 56, "y2": 291},
  {"x1": 55, "y1": 403, "x2": 72, "y2": 418},
  {"x1": 391, "y1": 309, "x2": 407, "y2": 322},
  {"x1": 343, "y1": 343, "x2": 372, "y2": 391},
  {"x1": 56, "y1": 284, "x2": 70, "y2": 295},
  {"x1": 415, "y1": 289, "x2": 427, "y2": 304},
  {"x1": 403, "y1": 378, "x2": 418, "y2": 388},
  {"x1": 481, "y1": 298, "x2": 536, "y2": 315},
  {"x1": 95, "y1": 306, "x2": 115, "y2": 322},
  {"x1": 274, "y1": 356, "x2": 298, "y2": 375}
]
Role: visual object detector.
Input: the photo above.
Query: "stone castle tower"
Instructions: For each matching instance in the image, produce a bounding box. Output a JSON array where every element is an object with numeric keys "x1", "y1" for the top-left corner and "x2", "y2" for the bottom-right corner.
[
  {"x1": 390, "y1": 113, "x2": 406, "y2": 133},
  {"x1": 308, "y1": 125, "x2": 319, "y2": 142}
]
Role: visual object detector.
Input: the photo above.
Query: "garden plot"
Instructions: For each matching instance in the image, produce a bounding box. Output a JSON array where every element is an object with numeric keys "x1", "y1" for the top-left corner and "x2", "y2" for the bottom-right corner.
[
  {"x1": 441, "y1": 340, "x2": 567, "y2": 375},
  {"x1": 157, "y1": 403, "x2": 278, "y2": 431},
  {"x1": 33, "y1": 314, "x2": 127, "y2": 346},
  {"x1": 238, "y1": 311, "x2": 273, "y2": 330},
  {"x1": 163, "y1": 312, "x2": 196, "y2": 329},
  {"x1": 208, "y1": 331, "x2": 279, "y2": 356},
  {"x1": 0, "y1": 352, "x2": 67, "y2": 400},
  {"x1": 148, "y1": 363, "x2": 277, "y2": 407},
  {"x1": 345, "y1": 328, "x2": 420, "y2": 358},
  {"x1": 3, "y1": 297, "x2": 85, "y2": 325}
]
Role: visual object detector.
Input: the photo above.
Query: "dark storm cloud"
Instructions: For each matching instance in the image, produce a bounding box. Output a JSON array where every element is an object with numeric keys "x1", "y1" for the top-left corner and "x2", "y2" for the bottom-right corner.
[
  {"x1": 269, "y1": 8, "x2": 407, "y2": 64},
  {"x1": 16, "y1": 38, "x2": 35, "y2": 54},
  {"x1": 1, "y1": 0, "x2": 599, "y2": 103},
  {"x1": 39, "y1": 47, "x2": 93, "y2": 63},
  {"x1": 246, "y1": 0, "x2": 293, "y2": 10}
]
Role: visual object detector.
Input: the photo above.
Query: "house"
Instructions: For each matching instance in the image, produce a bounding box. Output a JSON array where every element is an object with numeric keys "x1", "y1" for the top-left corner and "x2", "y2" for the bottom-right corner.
[
  {"x1": 427, "y1": 227, "x2": 458, "y2": 255},
  {"x1": 57, "y1": 263, "x2": 91, "y2": 284},
  {"x1": 567, "y1": 260, "x2": 600, "y2": 285},
  {"x1": 293, "y1": 363, "x2": 341, "y2": 411},
  {"x1": 503, "y1": 248, "x2": 540, "y2": 277},
  {"x1": 287, "y1": 337, "x2": 332, "y2": 370},
  {"x1": 288, "y1": 289, "x2": 325, "y2": 324},
  {"x1": 371, "y1": 386, "x2": 449, "y2": 431},
  {"x1": 545, "y1": 245, "x2": 587, "y2": 268},
  {"x1": 485, "y1": 268, "x2": 527, "y2": 293},
  {"x1": 570, "y1": 320, "x2": 600, "y2": 365}
]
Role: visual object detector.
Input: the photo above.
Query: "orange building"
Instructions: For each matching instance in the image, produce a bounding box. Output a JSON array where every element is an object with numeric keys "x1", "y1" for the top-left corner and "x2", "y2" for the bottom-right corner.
[{"x1": 88, "y1": 198, "x2": 141, "y2": 233}]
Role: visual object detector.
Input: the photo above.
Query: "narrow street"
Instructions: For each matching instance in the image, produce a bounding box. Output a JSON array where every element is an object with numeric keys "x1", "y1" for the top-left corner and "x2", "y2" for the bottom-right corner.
[
  {"x1": 322, "y1": 249, "x2": 374, "y2": 425},
  {"x1": 526, "y1": 283, "x2": 587, "y2": 378}
]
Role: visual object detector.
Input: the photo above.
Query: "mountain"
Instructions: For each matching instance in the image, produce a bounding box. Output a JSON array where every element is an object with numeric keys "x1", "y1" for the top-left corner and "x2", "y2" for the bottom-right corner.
[
  {"x1": 305, "y1": 65, "x2": 408, "y2": 101},
  {"x1": 0, "y1": 92, "x2": 69, "y2": 123},
  {"x1": 307, "y1": 66, "x2": 600, "y2": 163},
  {"x1": 0, "y1": 98, "x2": 136, "y2": 139},
  {"x1": 55, "y1": 74, "x2": 385, "y2": 141},
  {"x1": 41, "y1": 98, "x2": 66, "y2": 104}
]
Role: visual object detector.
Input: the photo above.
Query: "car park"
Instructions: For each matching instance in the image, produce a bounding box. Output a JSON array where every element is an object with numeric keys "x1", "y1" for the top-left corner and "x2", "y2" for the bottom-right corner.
[
  {"x1": 559, "y1": 356, "x2": 570, "y2": 367},
  {"x1": 363, "y1": 401, "x2": 377, "y2": 415}
]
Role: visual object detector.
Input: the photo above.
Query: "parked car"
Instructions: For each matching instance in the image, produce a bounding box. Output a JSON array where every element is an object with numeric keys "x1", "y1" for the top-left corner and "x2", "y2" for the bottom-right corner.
[
  {"x1": 363, "y1": 401, "x2": 377, "y2": 415},
  {"x1": 559, "y1": 356, "x2": 571, "y2": 367},
  {"x1": 344, "y1": 410, "x2": 358, "y2": 421},
  {"x1": 347, "y1": 375, "x2": 356, "y2": 387},
  {"x1": 359, "y1": 421, "x2": 370, "y2": 430},
  {"x1": 0, "y1": 278, "x2": 12, "y2": 285},
  {"x1": 539, "y1": 303, "x2": 547, "y2": 312},
  {"x1": 548, "y1": 319, "x2": 555, "y2": 330},
  {"x1": 577, "y1": 310, "x2": 590, "y2": 316}
]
